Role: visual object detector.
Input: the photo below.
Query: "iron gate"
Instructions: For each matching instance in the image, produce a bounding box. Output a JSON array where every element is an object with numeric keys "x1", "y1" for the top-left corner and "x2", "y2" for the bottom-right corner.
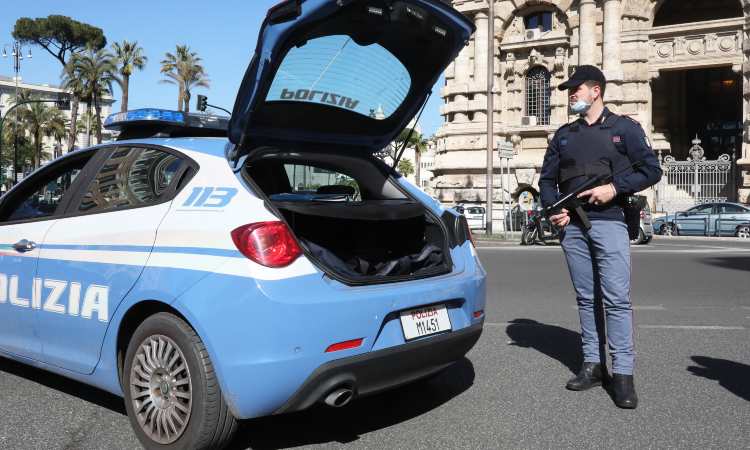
[{"x1": 654, "y1": 137, "x2": 735, "y2": 212}]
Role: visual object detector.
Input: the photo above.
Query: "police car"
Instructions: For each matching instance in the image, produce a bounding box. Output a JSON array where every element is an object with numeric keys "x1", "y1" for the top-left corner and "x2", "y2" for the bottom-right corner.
[{"x1": 0, "y1": 1, "x2": 484, "y2": 448}]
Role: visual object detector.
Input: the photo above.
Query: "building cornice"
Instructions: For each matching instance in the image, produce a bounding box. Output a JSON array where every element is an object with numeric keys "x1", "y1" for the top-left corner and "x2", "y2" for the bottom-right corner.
[{"x1": 0, "y1": 77, "x2": 115, "y2": 103}]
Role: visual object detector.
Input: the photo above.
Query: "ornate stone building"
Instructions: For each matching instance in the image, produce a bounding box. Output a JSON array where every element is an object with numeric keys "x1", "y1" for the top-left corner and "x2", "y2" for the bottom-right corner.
[{"x1": 434, "y1": 0, "x2": 750, "y2": 216}]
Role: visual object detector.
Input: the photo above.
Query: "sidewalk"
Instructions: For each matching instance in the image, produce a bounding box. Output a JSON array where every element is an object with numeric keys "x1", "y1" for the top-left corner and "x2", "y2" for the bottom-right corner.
[{"x1": 473, "y1": 233, "x2": 750, "y2": 247}]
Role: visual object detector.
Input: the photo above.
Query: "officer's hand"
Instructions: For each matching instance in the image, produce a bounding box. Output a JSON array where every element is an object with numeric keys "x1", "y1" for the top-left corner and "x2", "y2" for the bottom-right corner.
[
  {"x1": 550, "y1": 208, "x2": 570, "y2": 228},
  {"x1": 578, "y1": 183, "x2": 617, "y2": 206}
]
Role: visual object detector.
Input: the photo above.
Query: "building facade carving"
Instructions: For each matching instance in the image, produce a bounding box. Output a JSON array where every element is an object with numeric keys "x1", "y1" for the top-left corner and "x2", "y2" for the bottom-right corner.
[{"x1": 435, "y1": 0, "x2": 750, "y2": 213}]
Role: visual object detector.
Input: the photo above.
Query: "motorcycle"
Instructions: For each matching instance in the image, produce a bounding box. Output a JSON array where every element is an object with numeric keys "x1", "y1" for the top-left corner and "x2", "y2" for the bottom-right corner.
[{"x1": 521, "y1": 208, "x2": 561, "y2": 245}]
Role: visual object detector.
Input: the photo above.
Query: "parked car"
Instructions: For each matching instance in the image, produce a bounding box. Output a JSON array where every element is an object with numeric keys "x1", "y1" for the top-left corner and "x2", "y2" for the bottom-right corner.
[
  {"x1": 0, "y1": 2, "x2": 483, "y2": 449},
  {"x1": 465, "y1": 206, "x2": 486, "y2": 229},
  {"x1": 652, "y1": 202, "x2": 750, "y2": 237},
  {"x1": 630, "y1": 196, "x2": 654, "y2": 245}
]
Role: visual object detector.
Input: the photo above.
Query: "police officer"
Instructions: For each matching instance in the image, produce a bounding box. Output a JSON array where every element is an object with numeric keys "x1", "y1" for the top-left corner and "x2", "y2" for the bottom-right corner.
[{"x1": 539, "y1": 65, "x2": 662, "y2": 409}]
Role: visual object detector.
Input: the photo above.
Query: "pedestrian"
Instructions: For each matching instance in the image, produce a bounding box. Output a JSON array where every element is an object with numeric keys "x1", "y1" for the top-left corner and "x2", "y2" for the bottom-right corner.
[{"x1": 539, "y1": 65, "x2": 662, "y2": 409}]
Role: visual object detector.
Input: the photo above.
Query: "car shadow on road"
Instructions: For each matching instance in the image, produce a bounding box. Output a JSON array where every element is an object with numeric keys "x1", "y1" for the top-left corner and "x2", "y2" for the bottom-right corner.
[
  {"x1": 687, "y1": 356, "x2": 750, "y2": 402},
  {"x1": 505, "y1": 318, "x2": 583, "y2": 375},
  {"x1": 227, "y1": 357, "x2": 475, "y2": 450},
  {"x1": 0, "y1": 355, "x2": 126, "y2": 414},
  {"x1": 700, "y1": 256, "x2": 750, "y2": 272}
]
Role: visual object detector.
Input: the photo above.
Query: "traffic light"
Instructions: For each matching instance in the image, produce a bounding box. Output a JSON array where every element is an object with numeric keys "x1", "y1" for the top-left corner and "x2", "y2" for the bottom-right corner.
[{"x1": 197, "y1": 95, "x2": 208, "y2": 112}]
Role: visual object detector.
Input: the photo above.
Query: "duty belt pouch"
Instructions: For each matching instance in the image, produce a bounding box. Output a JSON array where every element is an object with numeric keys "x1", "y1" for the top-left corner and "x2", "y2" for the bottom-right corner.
[{"x1": 621, "y1": 195, "x2": 643, "y2": 240}]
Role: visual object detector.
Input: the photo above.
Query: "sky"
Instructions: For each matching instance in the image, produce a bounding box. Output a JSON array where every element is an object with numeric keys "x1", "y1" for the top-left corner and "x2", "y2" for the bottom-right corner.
[{"x1": 0, "y1": 0, "x2": 446, "y2": 137}]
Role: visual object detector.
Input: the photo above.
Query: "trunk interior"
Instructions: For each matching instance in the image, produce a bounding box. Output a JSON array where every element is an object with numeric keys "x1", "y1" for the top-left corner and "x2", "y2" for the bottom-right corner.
[{"x1": 243, "y1": 148, "x2": 451, "y2": 283}]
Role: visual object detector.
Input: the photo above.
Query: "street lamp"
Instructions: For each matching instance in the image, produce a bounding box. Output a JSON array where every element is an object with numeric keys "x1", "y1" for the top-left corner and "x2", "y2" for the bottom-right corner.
[{"x1": 2, "y1": 41, "x2": 32, "y2": 185}]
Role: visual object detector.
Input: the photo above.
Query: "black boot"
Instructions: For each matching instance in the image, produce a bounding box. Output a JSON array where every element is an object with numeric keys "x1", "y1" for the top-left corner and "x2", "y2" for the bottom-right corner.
[
  {"x1": 566, "y1": 362, "x2": 606, "y2": 391},
  {"x1": 612, "y1": 374, "x2": 638, "y2": 409}
]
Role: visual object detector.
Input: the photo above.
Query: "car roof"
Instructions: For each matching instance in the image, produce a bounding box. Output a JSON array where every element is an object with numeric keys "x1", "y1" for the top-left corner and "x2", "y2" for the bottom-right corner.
[{"x1": 113, "y1": 137, "x2": 230, "y2": 159}]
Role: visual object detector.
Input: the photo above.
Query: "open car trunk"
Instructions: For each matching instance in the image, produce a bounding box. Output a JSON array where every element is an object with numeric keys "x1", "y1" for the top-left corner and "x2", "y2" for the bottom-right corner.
[{"x1": 243, "y1": 149, "x2": 451, "y2": 284}]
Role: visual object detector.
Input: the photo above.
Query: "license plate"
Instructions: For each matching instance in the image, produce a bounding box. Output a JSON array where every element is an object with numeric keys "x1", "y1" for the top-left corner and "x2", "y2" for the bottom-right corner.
[{"x1": 400, "y1": 304, "x2": 452, "y2": 341}]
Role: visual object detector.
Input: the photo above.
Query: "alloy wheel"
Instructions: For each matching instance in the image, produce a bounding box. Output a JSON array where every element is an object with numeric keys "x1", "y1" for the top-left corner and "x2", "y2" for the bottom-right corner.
[
  {"x1": 737, "y1": 226, "x2": 750, "y2": 239},
  {"x1": 129, "y1": 334, "x2": 192, "y2": 445}
]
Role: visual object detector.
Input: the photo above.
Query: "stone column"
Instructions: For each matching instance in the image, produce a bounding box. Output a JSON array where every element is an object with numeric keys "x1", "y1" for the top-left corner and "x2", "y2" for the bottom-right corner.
[
  {"x1": 578, "y1": 0, "x2": 597, "y2": 66},
  {"x1": 602, "y1": 0, "x2": 623, "y2": 80},
  {"x1": 474, "y1": 12, "x2": 488, "y2": 86},
  {"x1": 453, "y1": 13, "x2": 473, "y2": 122},
  {"x1": 473, "y1": 12, "x2": 489, "y2": 123}
]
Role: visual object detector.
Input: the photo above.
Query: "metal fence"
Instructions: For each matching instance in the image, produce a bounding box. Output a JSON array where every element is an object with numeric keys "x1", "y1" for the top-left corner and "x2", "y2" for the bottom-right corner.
[{"x1": 654, "y1": 137, "x2": 734, "y2": 212}]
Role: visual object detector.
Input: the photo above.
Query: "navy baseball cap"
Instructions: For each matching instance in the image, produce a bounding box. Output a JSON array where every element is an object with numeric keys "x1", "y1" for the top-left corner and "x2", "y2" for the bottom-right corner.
[{"x1": 558, "y1": 65, "x2": 607, "y2": 91}]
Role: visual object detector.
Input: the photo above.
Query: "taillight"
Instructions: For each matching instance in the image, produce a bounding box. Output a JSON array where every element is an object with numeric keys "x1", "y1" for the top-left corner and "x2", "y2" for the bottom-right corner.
[
  {"x1": 640, "y1": 211, "x2": 645, "y2": 219},
  {"x1": 231, "y1": 221, "x2": 302, "y2": 267},
  {"x1": 325, "y1": 338, "x2": 364, "y2": 353}
]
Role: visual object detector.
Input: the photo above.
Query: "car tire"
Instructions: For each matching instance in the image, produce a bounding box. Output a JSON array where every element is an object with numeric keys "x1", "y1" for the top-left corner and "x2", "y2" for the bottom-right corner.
[
  {"x1": 630, "y1": 228, "x2": 645, "y2": 245},
  {"x1": 123, "y1": 313, "x2": 238, "y2": 450},
  {"x1": 736, "y1": 225, "x2": 750, "y2": 239},
  {"x1": 643, "y1": 235, "x2": 652, "y2": 244}
]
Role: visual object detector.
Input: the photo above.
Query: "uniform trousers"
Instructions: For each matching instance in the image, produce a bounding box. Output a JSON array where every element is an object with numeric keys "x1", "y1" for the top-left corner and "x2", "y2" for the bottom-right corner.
[{"x1": 560, "y1": 220, "x2": 635, "y2": 375}]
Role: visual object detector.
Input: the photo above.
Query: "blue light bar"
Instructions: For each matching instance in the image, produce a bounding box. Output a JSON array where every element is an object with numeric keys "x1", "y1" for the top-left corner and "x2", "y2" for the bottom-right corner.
[{"x1": 104, "y1": 108, "x2": 186, "y2": 128}]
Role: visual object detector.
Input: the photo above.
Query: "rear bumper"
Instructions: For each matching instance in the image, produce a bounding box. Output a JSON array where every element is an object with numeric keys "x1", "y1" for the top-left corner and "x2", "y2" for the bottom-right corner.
[{"x1": 275, "y1": 322, "x2": 483, "y2": 414}]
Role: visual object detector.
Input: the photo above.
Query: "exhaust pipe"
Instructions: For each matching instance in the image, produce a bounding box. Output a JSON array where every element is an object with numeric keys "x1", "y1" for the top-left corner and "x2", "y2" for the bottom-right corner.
[{"x1": 324, "y1": 387, "x2": 353, "y2": 407}]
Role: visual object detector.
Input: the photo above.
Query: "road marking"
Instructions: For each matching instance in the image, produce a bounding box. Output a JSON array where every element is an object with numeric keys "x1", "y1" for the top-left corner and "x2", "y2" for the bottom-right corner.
[
  {"x1": 477, "y1": 246, "x2": 750, "y2": 254},
  {"x1": 482, "y1": 322, "x2": 745, "y2": 331},
  {"x1": 637, "y1": 325, "x2": 745, "y2": 330},
  {"x1": 571, "y1": 305, "x2": 666, "y2": 311},
  {"x1": 477, "y1": 243, "x2": 750, "y2": 249}
]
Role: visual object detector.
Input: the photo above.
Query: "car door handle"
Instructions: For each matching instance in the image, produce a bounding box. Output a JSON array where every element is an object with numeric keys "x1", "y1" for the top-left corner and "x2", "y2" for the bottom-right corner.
[{"x1": 12, "y1": 239, "x2": 37, "y2": 253}]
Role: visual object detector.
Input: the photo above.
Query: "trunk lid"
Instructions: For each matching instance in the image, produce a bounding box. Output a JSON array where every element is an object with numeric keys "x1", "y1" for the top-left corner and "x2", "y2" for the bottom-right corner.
[{"x1": 228, "y1": 0, "x2": 474, "y2": 154}]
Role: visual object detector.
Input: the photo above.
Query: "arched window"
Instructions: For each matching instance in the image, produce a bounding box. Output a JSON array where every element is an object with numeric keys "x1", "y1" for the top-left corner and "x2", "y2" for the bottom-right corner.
[
  {"x1": 524, "y1": 11, "x2": 553, "y2": 32},
  {"x1": 526, "y1": 67, "x2": 551, "y2": 125}
]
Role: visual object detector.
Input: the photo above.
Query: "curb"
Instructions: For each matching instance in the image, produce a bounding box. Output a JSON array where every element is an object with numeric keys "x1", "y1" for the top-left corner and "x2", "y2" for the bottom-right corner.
[{"x1": 652, "y1": 235, "x2": 750, "y2": 242}]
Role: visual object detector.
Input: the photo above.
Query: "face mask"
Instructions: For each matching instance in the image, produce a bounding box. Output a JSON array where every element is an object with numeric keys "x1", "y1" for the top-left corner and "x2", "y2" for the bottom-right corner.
[{"x1": 570, "y1": 99, "x2": 591, "y2": 114}]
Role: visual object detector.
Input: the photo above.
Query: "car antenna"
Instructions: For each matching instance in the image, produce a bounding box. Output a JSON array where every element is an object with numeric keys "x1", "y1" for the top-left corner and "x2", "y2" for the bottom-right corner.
[{"x1": 393, "y1": 92, "x2": 431, "y2": 169}]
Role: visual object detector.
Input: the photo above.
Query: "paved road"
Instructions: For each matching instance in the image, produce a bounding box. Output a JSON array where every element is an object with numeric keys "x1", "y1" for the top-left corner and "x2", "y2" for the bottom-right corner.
[{"x1": 0, "y1": 238, "x2": 748, "y2": 449}]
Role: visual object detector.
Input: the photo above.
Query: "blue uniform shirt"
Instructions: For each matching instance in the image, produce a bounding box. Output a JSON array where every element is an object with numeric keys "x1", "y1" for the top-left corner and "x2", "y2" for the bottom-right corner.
[{"x1": 539, "y1": 108, "x2": 662, "y2": 220}]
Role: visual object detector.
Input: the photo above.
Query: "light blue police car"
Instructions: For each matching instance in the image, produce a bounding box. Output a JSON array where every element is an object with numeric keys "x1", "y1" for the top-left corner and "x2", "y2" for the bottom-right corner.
[{"x1": 0, "y1": 1, "x2": 484, "y2": 448}]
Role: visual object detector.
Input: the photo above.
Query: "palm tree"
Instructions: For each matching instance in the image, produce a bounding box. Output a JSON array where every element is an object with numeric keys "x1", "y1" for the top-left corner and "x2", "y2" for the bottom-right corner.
[
  {"x1": 112, "y1": 40, "x2": 147, "y2": 112},
  {"x1": 44, "y1": 109, "x2": 68, "y2": 158},
  {"x1": 69, "y1": 46, "x2": 119, "y2": 145},
  {"x1": 395, "y1": 127, "x2": 429, "y2": 187},
  {"x1": 12, "y1": 91, "x2": 54, "y2": 169},
  {"x1": 161, "y1": 45, "x2": 210, "y2": 112},
  {"x1": 75, "y1": 110, "x2": 102, "y2": 140},
  {"x1": 161, "y1": 45, "x2": 189, "y2": 110},
  {"x1": 397, "y1": 158, "x2": 415, "y2": 178},
  {"x1": 1, "y1": 109, "x2": 33, "y2": 180},
  {"x1": 60, "y1": 62, "x2": 85, "y2": 151}
]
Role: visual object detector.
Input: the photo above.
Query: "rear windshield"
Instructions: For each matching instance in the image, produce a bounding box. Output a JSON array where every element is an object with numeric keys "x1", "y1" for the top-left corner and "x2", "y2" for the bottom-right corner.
[
  {"x1": 282, "y1": 163, "x2": 361, "y2": 201},
  {"x1": 265, "y1": 35, "x2": 411, "y2": 120}
]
